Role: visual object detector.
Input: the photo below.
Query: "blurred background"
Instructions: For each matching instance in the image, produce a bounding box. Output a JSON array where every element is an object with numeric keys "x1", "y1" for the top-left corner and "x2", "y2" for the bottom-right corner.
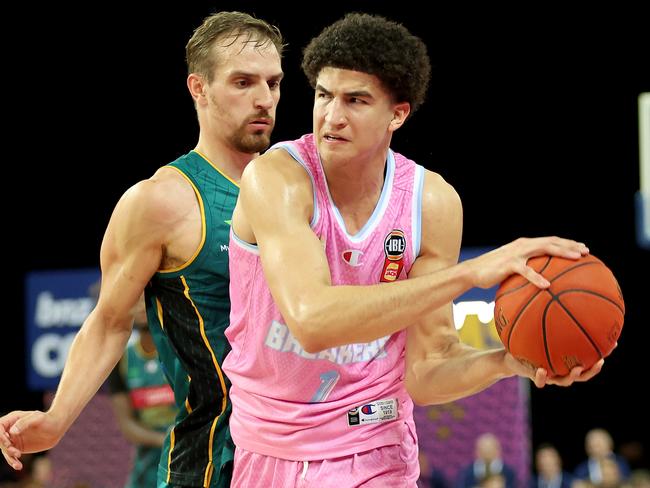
[{"x1": 4, "y1": 2, "x2": 649, "y2": 486}]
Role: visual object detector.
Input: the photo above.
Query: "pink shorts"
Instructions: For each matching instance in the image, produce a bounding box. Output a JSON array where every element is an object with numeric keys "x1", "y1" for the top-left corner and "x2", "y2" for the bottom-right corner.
[{"x1": 231, "y1": 426, "x2": 419, "y2": 487}]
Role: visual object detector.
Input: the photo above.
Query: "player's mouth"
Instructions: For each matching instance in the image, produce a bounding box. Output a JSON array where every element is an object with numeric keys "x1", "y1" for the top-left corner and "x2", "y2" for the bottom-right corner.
[
  {"x1": 323, "y1": 132, "x2": 349, "y2": 143},
  {"x1": 248, "y1": 117, "x2": 273, "y2": 130}
]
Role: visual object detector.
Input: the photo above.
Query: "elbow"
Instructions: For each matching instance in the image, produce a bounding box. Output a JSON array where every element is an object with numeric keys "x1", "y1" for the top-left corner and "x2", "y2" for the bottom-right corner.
[
  {"x1": 406, "y1": 374, "x2": 429, "y2": 407},
  {"x1": 406, "y1": 361, "x2": 448, "y2": 406},
  {"x1": 92, "y1": 306, "x2": 133, "y2": 337},
  {"x1": 285, "y1": 306, "x2": 330, "y2": 354},
  {"x1": 287, "y1": 319, "x2": 328, "y2": 354},
  {"x1": 408, "y1": 390, "x2": 429, "y2": 408},
  {"x1": 405, "y1": 365, "x2": 427, "y2": 406},
  {"x1": 407, "y1": 383, "x2": 447, "y2": 407},
  {"x1": 301, "y1": 340, "x2": 325, "y2": 355}
]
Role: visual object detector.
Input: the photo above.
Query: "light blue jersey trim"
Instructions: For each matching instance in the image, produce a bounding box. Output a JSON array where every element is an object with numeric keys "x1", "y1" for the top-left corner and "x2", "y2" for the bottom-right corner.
[
  {"x1": 230, "y1": 229, "x2": 260, "y2": 255},
  {"x1": 268, "y1": 143, "x2": 320, "y2": 228},
  {"x1": 322, "y1": 150, "x2": 395, "y2": 243},
  {"x1": 412, "y1": 165, "x2": 425, "y2": 257}
]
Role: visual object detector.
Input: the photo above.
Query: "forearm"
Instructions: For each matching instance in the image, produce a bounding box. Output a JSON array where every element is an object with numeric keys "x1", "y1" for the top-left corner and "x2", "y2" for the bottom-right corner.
[
  {"x1": 48, "y1": 313, "x2": 131, "y2": 432},
  {"x1": 294, "y1": 261, "x2": 474, "y2": 352},
  {"x1": 408, "y1": 347, "x2": 513, "y2": 406}
]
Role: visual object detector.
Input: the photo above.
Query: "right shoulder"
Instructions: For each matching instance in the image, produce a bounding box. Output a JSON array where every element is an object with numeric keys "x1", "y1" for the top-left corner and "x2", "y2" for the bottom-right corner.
[
  {"x1": 235, "y1": 148, "x2": 314, "y2": 232},
  {"x1": 115, "y1": 166, "x2": 196, "y2": 226},
  {"x1": 240, "y1": 148, "x2": 311, "y2": 195}
]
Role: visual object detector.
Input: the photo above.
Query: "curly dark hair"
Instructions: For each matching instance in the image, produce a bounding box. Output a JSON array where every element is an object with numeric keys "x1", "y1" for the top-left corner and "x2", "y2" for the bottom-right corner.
[{"x1": 301, "y1": 13, "x2": 431, "y2": 115}]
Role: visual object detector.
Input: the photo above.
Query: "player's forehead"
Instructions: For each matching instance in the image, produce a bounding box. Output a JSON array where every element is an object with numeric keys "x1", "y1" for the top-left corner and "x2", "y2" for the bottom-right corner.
[
  {"x1": 316, "y1": 67, "x2": 388, "y2": 98},
  {"x1": 214, "y1": 35, "x2": 281, "y2": 77}
]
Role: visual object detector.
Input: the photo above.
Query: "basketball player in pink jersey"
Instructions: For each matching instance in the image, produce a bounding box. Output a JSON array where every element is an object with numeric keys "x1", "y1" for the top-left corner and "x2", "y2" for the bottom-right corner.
[{"x1": 223, "y1": 13, "x2": 603, "y2": 487}]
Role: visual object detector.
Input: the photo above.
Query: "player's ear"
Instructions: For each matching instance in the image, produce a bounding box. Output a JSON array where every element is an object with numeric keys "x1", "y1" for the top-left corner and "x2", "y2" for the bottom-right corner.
[
  {"x1": 389, "y1": 102, "x2": 410, "y2": 132},
  {"x1": 187, "y1": 73, "x2": 207, "y2": 105}
]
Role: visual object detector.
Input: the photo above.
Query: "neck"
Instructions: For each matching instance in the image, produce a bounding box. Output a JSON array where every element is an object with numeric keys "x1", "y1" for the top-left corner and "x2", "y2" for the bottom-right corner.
[
  {"x1": 327, "y1": 162, "x2": 386, "y2": 210},
  {"x1": 322, "y1": 143, "x2": 390, "y2": 207},
  {"x1": 194, "y1": 133, "x2": 257, "y2": 184}
]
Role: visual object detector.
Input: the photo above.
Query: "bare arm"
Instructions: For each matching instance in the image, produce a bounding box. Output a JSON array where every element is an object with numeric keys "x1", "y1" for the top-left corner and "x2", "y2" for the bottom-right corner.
[
  {"x1": 405, "y1": 172, "x2": 603, "y2": 406},
  {"x1": 46, "y1": 180, "x2": 169, "y2": 434},
  {"x1": 235, "y1": 152, "x2": 589, "y2": 354},
  {"x1": 1, "y1": 171, "x2": 191, "y2": 469},
  {"x1": 109, "y1": 393, "x2": 165, "y2": 447}
]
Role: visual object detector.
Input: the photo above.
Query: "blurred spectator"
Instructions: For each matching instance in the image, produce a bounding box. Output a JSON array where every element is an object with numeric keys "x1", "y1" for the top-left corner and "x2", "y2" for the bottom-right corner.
[
  {"x1": 530, "y1": 443, "x2": 574, "y2": 488},
  {"x1": 599, "y1": 458, "x2": 624, "y2": 488},
  {"x1": 619, "y1": 441, "x2": 647, "y2": 471},
  {"x1": 0, "y1": 454, "x2": 51, "y2": 488},
  {"x1": 22, "y1": 455, "x2": 52, "y2": 488},
  {"x1": 418, "y1": 450, "x2": 449, "y2": 488},
  {"x1": 570, "y1": 481, "x2": 596, "y2": 488},
  {"x1": 107, "y1": 295, "x2": 176, "y2": 488},
  {"x1": 456, "y1": 433, "x2": 516, "y2": 488},
  {"x1": 480, "y1": 473, "x2": 506, "y2": 488},
  {"x1": 418, "y1": 451, "x2": 431, "y2": 487},
  {"x1": 574, "y1": 429, "x2": 631, "y2": 484},
  {"x1": 430, "y1": 467, "x2": 451, "y2": 488},
  {"x1": 628, "y1": 469, "x2": 650, "y2": 488}
]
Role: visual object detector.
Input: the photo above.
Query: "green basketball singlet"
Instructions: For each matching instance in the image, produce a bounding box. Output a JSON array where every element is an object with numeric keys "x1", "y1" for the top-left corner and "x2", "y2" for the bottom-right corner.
[{"x1": 145, "y1": 150, "x2": 237, "y2": 488}]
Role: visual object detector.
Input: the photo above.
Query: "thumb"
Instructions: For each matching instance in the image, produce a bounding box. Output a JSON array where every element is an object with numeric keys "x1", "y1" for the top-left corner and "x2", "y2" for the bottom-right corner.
[{"x1": 10, "y1": 412, "x2": 41, "y2": 436}]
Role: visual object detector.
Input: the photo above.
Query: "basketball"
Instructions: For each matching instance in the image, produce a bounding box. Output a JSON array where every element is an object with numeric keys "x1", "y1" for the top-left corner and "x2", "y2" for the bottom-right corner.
[{"x1": 494, "y1": 254, "x2": 625, "y2": 377}]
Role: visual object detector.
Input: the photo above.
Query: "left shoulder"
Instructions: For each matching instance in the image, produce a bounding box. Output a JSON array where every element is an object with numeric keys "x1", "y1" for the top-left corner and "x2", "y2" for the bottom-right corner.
[{"x1": 421, "y1": 168, "x2": 462, "y2": 221}]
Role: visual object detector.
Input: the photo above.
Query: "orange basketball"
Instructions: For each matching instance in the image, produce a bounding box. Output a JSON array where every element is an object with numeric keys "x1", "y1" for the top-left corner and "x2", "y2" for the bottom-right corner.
[{"x1": 494, "y1": 254, "x2": 624, "y2": 377}]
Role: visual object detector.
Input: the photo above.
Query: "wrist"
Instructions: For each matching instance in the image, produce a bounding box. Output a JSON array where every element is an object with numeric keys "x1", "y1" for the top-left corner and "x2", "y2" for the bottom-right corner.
[{"x1": 45, "y1": 406, "x2": 74, "y2": 435}]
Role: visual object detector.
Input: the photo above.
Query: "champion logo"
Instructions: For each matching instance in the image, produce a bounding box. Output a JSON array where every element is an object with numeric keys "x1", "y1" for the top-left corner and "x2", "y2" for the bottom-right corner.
[
  {"x1": 361, "y1": 404, "x2": 376, "y2": 415},
  {"x1": 342, "y1": 249, "x2": 364, "y2": 267}
]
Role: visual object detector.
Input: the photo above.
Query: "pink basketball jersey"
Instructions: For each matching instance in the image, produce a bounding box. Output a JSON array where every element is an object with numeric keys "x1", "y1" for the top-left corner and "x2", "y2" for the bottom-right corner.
[{"x1": 223, "y1": 133, "x2": 425, "y2": 460}]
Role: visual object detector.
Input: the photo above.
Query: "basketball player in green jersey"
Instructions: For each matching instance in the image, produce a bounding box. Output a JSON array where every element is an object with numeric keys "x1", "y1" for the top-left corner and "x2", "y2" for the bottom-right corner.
[{"x1": 0, "y1": 11, "x2": 284, "y2": 488}]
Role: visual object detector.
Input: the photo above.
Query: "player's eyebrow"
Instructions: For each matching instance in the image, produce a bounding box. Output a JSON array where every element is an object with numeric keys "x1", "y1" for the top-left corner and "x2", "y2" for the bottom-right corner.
[{"x1": 315, "y1": 84, "x2": 373, "y2": 99}]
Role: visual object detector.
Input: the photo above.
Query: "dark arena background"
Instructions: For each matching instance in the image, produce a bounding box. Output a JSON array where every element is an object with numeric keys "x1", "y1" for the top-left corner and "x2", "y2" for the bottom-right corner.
[{"x1": 4, "y1": 2, "x2": 649, "y2": 485}]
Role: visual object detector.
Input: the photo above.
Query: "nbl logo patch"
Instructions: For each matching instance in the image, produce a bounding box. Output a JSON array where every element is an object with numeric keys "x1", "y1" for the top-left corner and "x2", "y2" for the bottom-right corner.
[{"x1": 380, "y1": 230, "x2": 406, "y2": 282}]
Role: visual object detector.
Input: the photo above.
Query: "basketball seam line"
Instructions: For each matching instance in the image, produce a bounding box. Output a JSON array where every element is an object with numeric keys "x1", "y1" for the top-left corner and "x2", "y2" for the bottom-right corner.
[
  {"x1": 506, "y1": 288, "x2": 544, "y2": 350},
  {"x1": 551, "y1": 293, "x2": 604, "y2": 363},
  {"x1": 553, "y1": 288, "x2": 625, "y2": 315},
  {"x1": 502, "y1": 260, "x2": 602, "y2": 349},
  {"x1": 494, "y1": 256, "x2": 552, "y2": 300},
  {"x1": 496, "y1": 259, "x2": 599, "y2": 301},
  {"x1": 542, "y1": 297, "x2": 556, "y2": 375}
]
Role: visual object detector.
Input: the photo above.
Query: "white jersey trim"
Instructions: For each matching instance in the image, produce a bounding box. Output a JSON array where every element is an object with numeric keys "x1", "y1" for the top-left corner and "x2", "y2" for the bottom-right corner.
[
  {"x1": 412, "y1": 165, "x2": 425, "y2": 257},
  {"x1": 268, "y1": 143, "x2": 320, "y2": 229},
  {"x1": 230, "y1": 229, "x2": 260, "y2": 255},
  {"x1": 321, "y1": 150, "x2": 396, "y2": 243}
]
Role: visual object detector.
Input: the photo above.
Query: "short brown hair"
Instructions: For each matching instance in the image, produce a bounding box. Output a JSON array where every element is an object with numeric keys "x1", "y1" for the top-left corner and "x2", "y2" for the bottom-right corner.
[{"x1": 186, "y1": 11, "x2": 284, "y2": 82}]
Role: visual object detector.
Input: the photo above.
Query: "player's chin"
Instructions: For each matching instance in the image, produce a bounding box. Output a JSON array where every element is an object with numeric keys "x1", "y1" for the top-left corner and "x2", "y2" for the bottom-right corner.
[{"x1": 238, "y1": 133, "x2": 272, "y2": 154}]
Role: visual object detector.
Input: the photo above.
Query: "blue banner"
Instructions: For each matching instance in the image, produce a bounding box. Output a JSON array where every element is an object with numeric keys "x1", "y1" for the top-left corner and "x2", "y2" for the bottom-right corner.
[{"x1": 25, "y1": 269, "x2": 100, "y2": 390}]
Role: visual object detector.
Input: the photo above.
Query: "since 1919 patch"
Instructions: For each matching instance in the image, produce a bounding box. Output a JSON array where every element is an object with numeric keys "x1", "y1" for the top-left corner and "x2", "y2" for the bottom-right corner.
[{"x1": 347, "y1": 398, "x2": 398, "y2": 426}]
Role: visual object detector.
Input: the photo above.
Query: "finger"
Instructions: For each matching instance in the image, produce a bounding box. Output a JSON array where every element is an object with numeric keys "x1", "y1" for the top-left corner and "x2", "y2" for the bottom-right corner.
[
  {"x1": 533, "y1": 368, "x2": 547, "y2": 388},
  {"x1": 579, "y1": 359, "x2": 604, "y2": 381},
  {"x1": 547, "y1": 368, "x2": 580, "y2": 387},
  {"x1": 10, "y1": 412, "x2": 38, "y2": 438},
  {"x1": 547, "y1": 376, "x2": 572, "y2": 387},
  {"x1": 1, "y1": 448, "x2": 23, "y2": 471},
  {"x1": 4, "y1": 446, "x2": 21, "y2": 459},
  {"x1": 0, "y1": 431, "x2": 11, "y2": 449},
  {"x1": 520, "y1": 266, "x2": 550, "y2": 289},
  {"x1": 547, "y1": 239, "x2": 589, "y2": 259}
]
